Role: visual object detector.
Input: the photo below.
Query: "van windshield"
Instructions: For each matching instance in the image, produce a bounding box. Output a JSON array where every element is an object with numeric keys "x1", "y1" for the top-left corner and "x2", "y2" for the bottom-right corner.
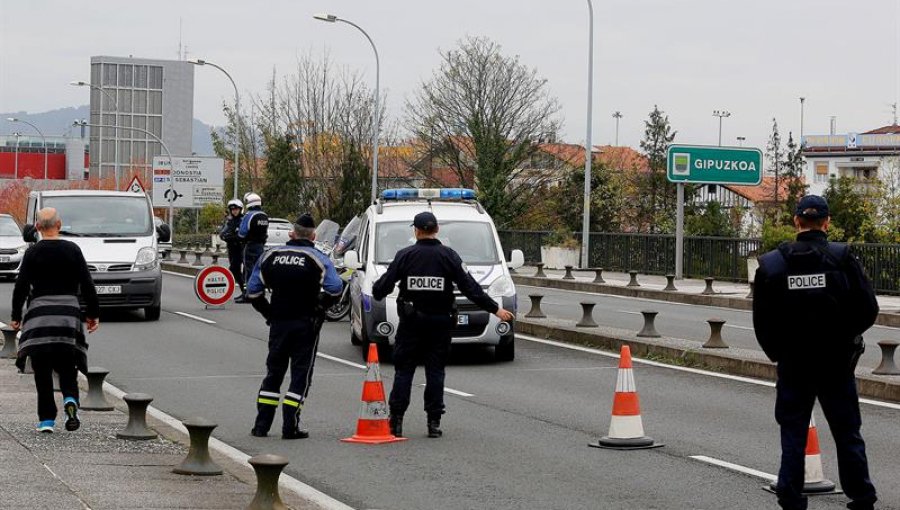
[
  {"x1": 42, "y1": 196, "x2": 153, "y2": 237},
  {"x1": 375, "y1": 221, "x2": 499, "y2": 265}
]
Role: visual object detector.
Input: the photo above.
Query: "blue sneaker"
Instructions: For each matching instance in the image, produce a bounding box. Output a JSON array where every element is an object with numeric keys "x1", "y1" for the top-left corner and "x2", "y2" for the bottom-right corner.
[
  {"x1": 37, "y1": 420, "x2": 54, "y2": 433},
  {"x1": 63, "y1": 398, "x2": 80, "y2": 431}
]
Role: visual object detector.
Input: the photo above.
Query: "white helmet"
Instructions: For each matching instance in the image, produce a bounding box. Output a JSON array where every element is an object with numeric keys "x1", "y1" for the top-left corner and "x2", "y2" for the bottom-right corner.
[
  {"x1": 227, "y1": 199, "x2": 243, "y2": 209},
  {"x1": 245, "y1": 193, "x2": 262, "y2": 209}
]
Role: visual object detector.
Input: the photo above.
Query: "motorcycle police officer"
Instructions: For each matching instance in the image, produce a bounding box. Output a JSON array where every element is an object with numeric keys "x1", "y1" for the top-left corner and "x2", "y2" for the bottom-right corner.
[
  {"x1": 237, "y1": 193, "x2": 268, "y2": 304},
  {"x1": 373, "y1": 211, "x2": 514, "y2": 438},
  {"x1": 246, "y1": 214, "x2": 342, "y2": 439},
  {"x1": 752, "y1": 195, "x2": 879, "y2": 510},
  {"x1": 219, "y1": 199, "x2": 245, "y2": 300}
]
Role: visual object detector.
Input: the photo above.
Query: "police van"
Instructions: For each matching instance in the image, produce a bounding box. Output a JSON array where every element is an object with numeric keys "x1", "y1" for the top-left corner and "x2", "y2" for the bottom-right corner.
[{"x1": 342, "y1": 188, "x2": 524, "y2": 361}]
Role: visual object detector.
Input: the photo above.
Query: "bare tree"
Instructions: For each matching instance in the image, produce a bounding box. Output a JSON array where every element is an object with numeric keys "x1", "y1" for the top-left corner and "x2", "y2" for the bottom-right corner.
[{"x1": 406, "y1": 36, "x2": 561, "y2": 227}]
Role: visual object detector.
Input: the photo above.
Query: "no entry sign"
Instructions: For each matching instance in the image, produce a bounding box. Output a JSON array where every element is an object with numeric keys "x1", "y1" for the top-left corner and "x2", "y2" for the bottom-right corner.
[{"x1": 194, "y1": 266, "x2": 236, "y2": 306}]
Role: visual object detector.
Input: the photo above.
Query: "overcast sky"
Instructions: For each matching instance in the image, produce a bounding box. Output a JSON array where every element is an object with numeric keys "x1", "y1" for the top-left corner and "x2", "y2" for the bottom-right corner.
[{"x1": 2, "y1": 0, "x2": 899, "y2": 152}]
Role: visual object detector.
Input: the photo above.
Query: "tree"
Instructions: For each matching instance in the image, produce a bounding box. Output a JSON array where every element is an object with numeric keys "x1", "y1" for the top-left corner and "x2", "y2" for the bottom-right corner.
[
  {"x1": 765, "y1": 118, "x2": 785, "y2": 220},
  {"x1": 781, "y1": 132, "x2": 808, "y2": 223},
  {"x1": 636, "y1": 105, "x2": 677, "y2": 233},
  {"x1": 686, "y1": 200, "x2": 739, "y2": 237},
  {"x1": 261, "y1": 134, "x2": 303, "y2": 219},
  {"x1": 550, "y1": 161, "x2": 624, "y2": 233},
  {"x1": 406, "y1": 36, "x2": 561, "y2": 227},
  {"x1": 875, "y1": 157, "x2": 900, "y2": 242},
  {"x1": 823, "y1": 176, "x2": 876, "y2": 242}
]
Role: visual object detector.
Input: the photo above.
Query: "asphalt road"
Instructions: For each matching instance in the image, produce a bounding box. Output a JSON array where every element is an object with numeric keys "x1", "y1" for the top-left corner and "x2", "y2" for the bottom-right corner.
[
  {"x1": 515, "y1": 284, "x2": 898, "y2": 371},
  {"x1": 2, "y1": 274, "x2": 898, "y2": 510}
]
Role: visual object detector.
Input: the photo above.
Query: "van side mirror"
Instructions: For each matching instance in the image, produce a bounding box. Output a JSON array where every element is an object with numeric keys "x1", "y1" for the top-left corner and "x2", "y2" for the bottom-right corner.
[
  {"x1": 22, "y1": 224, "x2": 37, "y2": 243},
  {"x1": 508, "y1": 249, "x2": 524, "y2": 270},
  {"x1": 156, "y1": 223, "x2": 171, "y2": 243},
  {"x1": 344, "y1": 250, "x2": 363, "y2": 270}
]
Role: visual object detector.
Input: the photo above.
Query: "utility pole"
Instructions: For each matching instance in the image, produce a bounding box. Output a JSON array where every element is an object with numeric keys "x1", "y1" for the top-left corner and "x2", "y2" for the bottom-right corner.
[
  {"x1": 800, "y1": 97, "x2": 806, "y2": 140},
  {"x1": 612, "y1": 111, "x2": 622, "y2": 146},
  {"x1": 736, "y1": 136, "x2": 746, "y2": 147},
  {"x1": 713, "y1": 110, "x2": 731, "y2": 146}
]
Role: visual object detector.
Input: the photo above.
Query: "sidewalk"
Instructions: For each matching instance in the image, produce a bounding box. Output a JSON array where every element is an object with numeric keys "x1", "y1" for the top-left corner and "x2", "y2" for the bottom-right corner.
[{"x1": 0, "y1": 358, "x2": 309, "y2": 509}]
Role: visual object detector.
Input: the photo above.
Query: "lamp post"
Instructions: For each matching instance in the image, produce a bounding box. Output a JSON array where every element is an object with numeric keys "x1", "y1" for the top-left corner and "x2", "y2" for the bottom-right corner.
[
  {"x1": 7, "y1": 118, "x2": 47, "y2": 179},
  {"x1": 71, "y1": 81, "x2": 119, "y2": 188},
  {"x1": 712, "y1": 110, "x2": 731, "y2": 146},
  {"x1": 578, "y1": 0, "x2": 595, "y2": 268},
  {"x1": 188, "y1": 60, "x2": 240, "y2": 200},
  {"x1": 612, "y1": 111, "x2": 622, "y2": 146},
  {"x1": 799, "y1": 97, "x2": 806, "y2": 140},
  {"x1": 315, "y1": 13, "x2": 381, "y2": 205},
  {"x1": 736, "y1": 136, "x2": 746, "y2": 147},
  {"x1": 12, "y1": 132, "x2": 21, "y2": 179}
]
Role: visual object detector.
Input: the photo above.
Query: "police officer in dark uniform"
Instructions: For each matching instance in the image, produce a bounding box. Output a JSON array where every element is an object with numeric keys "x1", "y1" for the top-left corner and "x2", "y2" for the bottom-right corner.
[
  {"x1": 237, "y1": 193, "x2": 268, "y2": 304},
  {"x1": 246, "y1": 214, "x2": 342, "y2": 439},
  {"x1": 219, "y1": 199, "x2": 245, "y2": 300},
  {"x1": 753, "y1": 195, "x2": 879, "y2": 510},
  {"x1": 373, "y1": 211, "x2": 514, "y2": 438}
]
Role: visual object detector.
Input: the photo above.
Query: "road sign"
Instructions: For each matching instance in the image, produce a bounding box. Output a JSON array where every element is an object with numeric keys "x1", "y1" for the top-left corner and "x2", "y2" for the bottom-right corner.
[
  {"x1": 125, "y1": 175, "x2": 146, "y2": 194},
  {"x1": 152, "y1": 156, "x2": 225, "y2": 209},
  {"x1": 667, "y1": 145, "x2": 763, "y2": 185},
  {"x1": 194, "y1": 265, "x2": 236, "y2": 306}
]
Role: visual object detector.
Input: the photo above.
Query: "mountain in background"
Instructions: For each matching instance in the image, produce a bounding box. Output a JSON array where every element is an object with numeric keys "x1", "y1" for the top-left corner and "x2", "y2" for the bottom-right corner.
[{"x1": 0, "y1": 105, "x2": 217, "y2": 155}]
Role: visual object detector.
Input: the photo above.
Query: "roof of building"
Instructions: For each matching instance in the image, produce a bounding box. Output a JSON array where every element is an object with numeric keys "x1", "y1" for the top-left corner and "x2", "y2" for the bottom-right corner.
[
  {"x1": 597, "y1": 145, "x2": 649, "y2": 173},
  {"x1": 862, "y1": 124, "x2": 900, "y2": 135},
  {"x1": 725, "y1": 176, "x2": 797, "y2": 204}
]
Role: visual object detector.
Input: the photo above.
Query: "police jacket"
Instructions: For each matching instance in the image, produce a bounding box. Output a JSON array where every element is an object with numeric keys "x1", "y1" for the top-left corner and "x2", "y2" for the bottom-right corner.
[
  {"x1": 752, "y1": 230, "x2": 878, "y2": 364},
  {"x1": 239, "y1": 207, "x2": 269, "y2": 244},
  {"x1": 372, "y1": 238, "x2": 499, "y2": 316},
  {"x1": 219, "y1": 214, "x2": 243, "y2": 245},
  {"x1": 246, "y1": 239, "x2": 342, "y2": 322}
]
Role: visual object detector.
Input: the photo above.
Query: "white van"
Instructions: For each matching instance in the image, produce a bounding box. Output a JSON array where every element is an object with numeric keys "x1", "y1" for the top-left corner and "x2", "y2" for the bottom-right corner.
[
  {"x1": 343, "y1": 188, "x2": 524, "y2": 361},
  {"x1": 24, "y1": 190, "x2": 169, "y2": 321}
]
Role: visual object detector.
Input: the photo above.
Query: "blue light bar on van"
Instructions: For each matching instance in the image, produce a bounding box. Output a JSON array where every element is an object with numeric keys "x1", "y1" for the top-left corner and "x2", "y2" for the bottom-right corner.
[{"x1": 381, "y1": 188, "x2": 476, "y2": 201}]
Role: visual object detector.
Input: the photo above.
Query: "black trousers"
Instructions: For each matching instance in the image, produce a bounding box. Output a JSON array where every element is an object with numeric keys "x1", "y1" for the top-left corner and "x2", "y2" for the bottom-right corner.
[
  {"x1": 254, "y1": 317, "x2": 322, "y2": 433},
  {"x1": 775, "y1": 363, "x2": 877, "y2": 510},
  {"x1": 226, "y1": 242, "x2": 244, "y2": 290},
  {"x1": 243, "y1": 243, "x2": 265, "y2": 288},
  {"x1": 388, "y1": 312, "x2": 453, "y2": 420},
  {"x1": 30, "y1": 351, "x2": 79, "y2": 422}
]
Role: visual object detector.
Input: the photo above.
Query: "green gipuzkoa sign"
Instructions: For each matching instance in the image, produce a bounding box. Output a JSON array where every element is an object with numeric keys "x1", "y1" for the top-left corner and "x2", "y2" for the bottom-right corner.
[{"x1": 666, "y1": 144, "x2": 763, "y2": 185}]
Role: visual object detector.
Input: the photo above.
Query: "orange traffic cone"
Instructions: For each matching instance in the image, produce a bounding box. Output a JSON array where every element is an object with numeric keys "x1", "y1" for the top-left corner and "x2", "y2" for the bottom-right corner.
[
  {"x1": 341, "y1": 343, "x2": 407, "y2": 445},
  {"x1": 590, "y1": 345, "x2": 662, "y2": 450},
  {"x1": 769, "y1": 415, "x2": 838, "y2": 494}
]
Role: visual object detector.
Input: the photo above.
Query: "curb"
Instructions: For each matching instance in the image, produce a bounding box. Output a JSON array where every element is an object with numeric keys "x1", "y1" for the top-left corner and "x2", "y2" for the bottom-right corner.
[{"x1": 516, "y1": 319, "x2": 900, "y2": 403}]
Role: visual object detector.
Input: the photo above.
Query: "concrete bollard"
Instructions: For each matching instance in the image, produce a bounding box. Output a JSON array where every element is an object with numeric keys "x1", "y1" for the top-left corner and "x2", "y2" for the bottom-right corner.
[
  {"x1": 746, "y1": 282, "x2": 754, "y2": 299},
  {"x1": 247, "y1": 454, "x2": 290, "y2": 510},
  {"x1": 117, "y1": 393, "x2": 158, "y2": 440},
  {"x1": 192, "y1": 250, "x2": 204, "y2": 267},
  {"x1": 637, "y1": 310, "x2": 661, "y2": 338},
  {"x1": 563, "y1": 265, "x2": 575, "y2": 280},
  {"x1": 81, "y1": 367, "x2": 114, "y2": 411},
  {"x1": 211, "y1": 252, "x2": 220, "y2": 265},
  {"x1": 701, "y1": 277, "x2": 716, "y2": 295},
  {"x1": 592, "y1": 267, "x2": 605, "y2": 284},
  {"x1": 177, "y1": 249, "x2": 189, "y2": 264},
  {"x1": 173, "y1": 417, "x2": 223, "y2": 476},
  {"x1": 703, "y1": 319, "x2": 728, "y2": 349},
  {"x1": 525, "y1": 295, "x2": 546, "y2": 319},
  {"x1": 534, "y1": 263, "x2": 547, "y2": 278},
  {"x1": 663, "y1": 274, "x2": 678, "y2": 292},
  {"x1": 1, "y1": 327, "x2": 16, "y2": 359},
  {"x1": 872, "y1": 340, "x2": 900, "y2": 376},
  {"x1": 576, "y1": 302, "x2": 598, "y2": 328},
  {"x1": 626, "y1": 270, "x2": 640, "y2": 287}
]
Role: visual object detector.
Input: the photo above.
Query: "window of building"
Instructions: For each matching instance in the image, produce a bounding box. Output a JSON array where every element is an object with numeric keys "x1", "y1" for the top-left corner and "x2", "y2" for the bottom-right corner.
[
  {"x1": 118, "y1": 64, "x2": 133, "y2": 87},
  {"x1": 90, "y1": 89, "x2": 101, "y2": 114},
  {"x1": 102, "y1": 114, "x2": 116, "y2": 130},
  {"x1": 133, "y1": 142, "x2": 147, "y2": 163},
  {"x1": 148, "y1": 116, "x2": 162, "y2": 138},
  {"x1": 91, "y1": 64, "x2": 101, "y2": 87},
  {"x1": 118, "y1": 140, "x2": 131, "y2": 164},
  {"x1": 134, "y1": 90, "x2": 147, "y2": 114},
  {"x1": 102, "y1": 64, "x2": 117, "y2": 86},
  {"x1": 117, "y1": 89, "x2": 132, "y2": 113},
  {"x1": 148, "y1": 66, "x2": 163, "y2": 89},
  {"x1": 814, "y1": 162, "x2": 829, "y2": 183},
  {"x1": 148, "y1": 91, "x2": 162, "y2": 114},
  {"x1": 118, "y1": 115, "x2": 132, "y2": 129},
  {"x1": 135, "y1": 65, "x2": 148, "y2": 88},
  {"x1": 148, "y1": 142, "x2": 161, "y2": 159},
  {"x1": 133, "y1": 115, "x2": 147, "y2": 134}
]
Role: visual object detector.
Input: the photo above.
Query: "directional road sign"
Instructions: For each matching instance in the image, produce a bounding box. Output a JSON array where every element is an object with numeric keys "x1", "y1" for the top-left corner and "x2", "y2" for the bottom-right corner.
[
  {"x1": 667, "y1": 145, "x2": 763, "y2": 185},
  {"x1": 194, "y1": 265, "x2": 236, "y2": 306},
  {"x1": 152, "y1": 156, "x2": 224, "y2": 208}
]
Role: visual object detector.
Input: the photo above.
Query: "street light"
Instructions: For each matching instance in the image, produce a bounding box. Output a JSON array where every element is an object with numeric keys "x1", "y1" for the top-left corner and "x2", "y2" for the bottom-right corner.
[
  {"x1": 736, "y1": 136, "x2": 746, "y2": 147},
  {"x1": 11, "y1": 132, "x2": 21, "y2": 179},
  {"x1": 71, "y1": 80, "x2": 119, "y2": 189},
  {"x1": 712, "y1": 110, "x2": 731, "y2": 146},
  {"x1": 612, "y1": 111, "x2": 622, "y2": 146},
  {"x1": 580, "y1": 0, "x2": 595, "y2": 269},
  {"x1": 315, "y1": 13, "x2": 381, "y2": 205},
  {"x1": 188, "y1": 60, "x2": 240, "y2": 200},
  {"x1": 7, "y1": 118, "x2": 47, "y2": 179},
  {"x1": 799, "y1": 97, "x2": 806, "y2": 140}
]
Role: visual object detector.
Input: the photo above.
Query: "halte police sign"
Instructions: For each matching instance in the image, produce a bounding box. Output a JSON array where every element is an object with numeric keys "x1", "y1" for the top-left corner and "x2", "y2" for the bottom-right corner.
[
  {"x1": 194, "y1": 265, "x2": 236, "y2": 306},
  {"x1": 667, "y1": 145, "x2": 763, "y2": 185}
]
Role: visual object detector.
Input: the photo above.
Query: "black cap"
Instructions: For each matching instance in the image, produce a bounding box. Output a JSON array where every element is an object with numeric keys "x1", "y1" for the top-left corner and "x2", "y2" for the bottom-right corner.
[
  {"x1": 294, "y1": 213, "x2": 315, "y2": 228},
  {"x1": 795, "y1": 195, "x2": 829, "y2": 219},
  {"x1": 412, "y1": 211, "x2": 438, "y2": 231}
]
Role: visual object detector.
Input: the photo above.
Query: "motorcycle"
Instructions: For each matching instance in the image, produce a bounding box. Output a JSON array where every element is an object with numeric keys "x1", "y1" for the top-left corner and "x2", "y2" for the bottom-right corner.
[{"x1": 323, "y1": 216, "x2": 361, "y2": 322}]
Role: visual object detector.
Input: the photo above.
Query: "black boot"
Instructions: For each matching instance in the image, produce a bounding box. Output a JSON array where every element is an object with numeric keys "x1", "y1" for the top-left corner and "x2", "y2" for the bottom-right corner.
[
  {"x1": 252, "y1": 401, "x2": 277, "y2": 437},
  {"x1": 389, "y1": 414, "x2": 404, "y2": 437},
  {"x1": 427, "y1": 419, "x2": 442, "y2": 438}
]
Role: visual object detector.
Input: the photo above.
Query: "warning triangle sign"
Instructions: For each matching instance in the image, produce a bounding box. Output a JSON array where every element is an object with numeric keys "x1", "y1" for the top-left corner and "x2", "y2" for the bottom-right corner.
[{"x1": 126, "y1": 176, "x2": 146, "y2": 194}]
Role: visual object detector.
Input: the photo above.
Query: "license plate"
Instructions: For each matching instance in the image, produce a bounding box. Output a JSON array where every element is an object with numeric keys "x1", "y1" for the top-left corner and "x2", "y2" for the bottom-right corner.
[
  {"x1": 0, "y1": 256, "x2": 9, "y2": 263},
  {"x1": 457, "y1": 314, "x2": 469, "y2": 326},
  {"x1": 96, "y1": 285, "x2": 122, "y2": 295}
]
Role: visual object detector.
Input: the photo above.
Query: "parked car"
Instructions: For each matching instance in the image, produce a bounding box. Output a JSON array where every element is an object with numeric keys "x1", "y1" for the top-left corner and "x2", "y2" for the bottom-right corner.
[
  {"x1": 265, "y1": 217, "x2": 292, "y2": 247},
  {"x1": 0, "y1": 214, "x2": 25, "y2": 280}
]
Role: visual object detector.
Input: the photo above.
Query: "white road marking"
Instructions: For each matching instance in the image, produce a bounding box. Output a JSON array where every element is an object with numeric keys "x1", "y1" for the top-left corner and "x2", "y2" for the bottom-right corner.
[
  {"x1": 174, "y1": 311, "x2": 216, "y2": 324},
  {"x1": 617, "y1": 310, "x2": 641, "y2": 315},
  {"x1": 86, "y1": 375, "x2": 354, "y2": 510},
  {"x1": 689, "y1": 455, "x2": 777, "y2": 482},
  {"x1": 315, "y1": 352, "x2": 474, "y2": 397},
  {"x1": 725, "y1": 324, "x2": 754, "y2": 331},
  {"x1": 516, "y1": 334, "x2": 900, "y2": 411},
  {"x1": 419, "y1": 383, "x2": 475, "y2": 397},
  {"x1": 162, "y1": 270, "x2": 195, "y2": 279}
]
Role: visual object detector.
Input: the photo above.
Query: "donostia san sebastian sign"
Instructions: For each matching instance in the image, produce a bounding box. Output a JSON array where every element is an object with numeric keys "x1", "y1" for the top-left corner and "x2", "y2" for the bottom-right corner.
[{"x1": 666, "y1": 144, "x2": 763, "y2": 185}]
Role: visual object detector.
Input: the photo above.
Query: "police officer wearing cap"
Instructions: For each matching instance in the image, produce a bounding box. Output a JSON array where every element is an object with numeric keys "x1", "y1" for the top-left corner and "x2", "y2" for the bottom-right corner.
[
  {"x1": 246, "y1": 214, "x2": 343, "y2": 439},
  {"x1": 373, "y1": 211, "x2": 514, "y2": 438},
  {"x1": 753, "y1": 195, "x2": 879, "y2": 510},
  {"x1": 219, "y1": 199, "x2": 245, "y2": 299},
  {"x1": 237, "y1": 193, "x2": 268, "y2": 303}
]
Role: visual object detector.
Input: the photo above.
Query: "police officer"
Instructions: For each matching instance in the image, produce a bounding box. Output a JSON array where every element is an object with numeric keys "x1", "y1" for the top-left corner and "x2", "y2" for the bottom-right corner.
[
  {"x1": 219, "y1": 199, "x2": 245, "y2": 300},
  {"x1": 373, "y1": 211, "x2": 514, "y2": 438},
  {"x1": 237, "y1": 193, "x2": 268, "y2": 304},
  {"x1": 246, "y1": 214, "x2": 342, "y2": 439},
  {"x1": 752, "y1": 195, "x2": 879, "y2": 510}
]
